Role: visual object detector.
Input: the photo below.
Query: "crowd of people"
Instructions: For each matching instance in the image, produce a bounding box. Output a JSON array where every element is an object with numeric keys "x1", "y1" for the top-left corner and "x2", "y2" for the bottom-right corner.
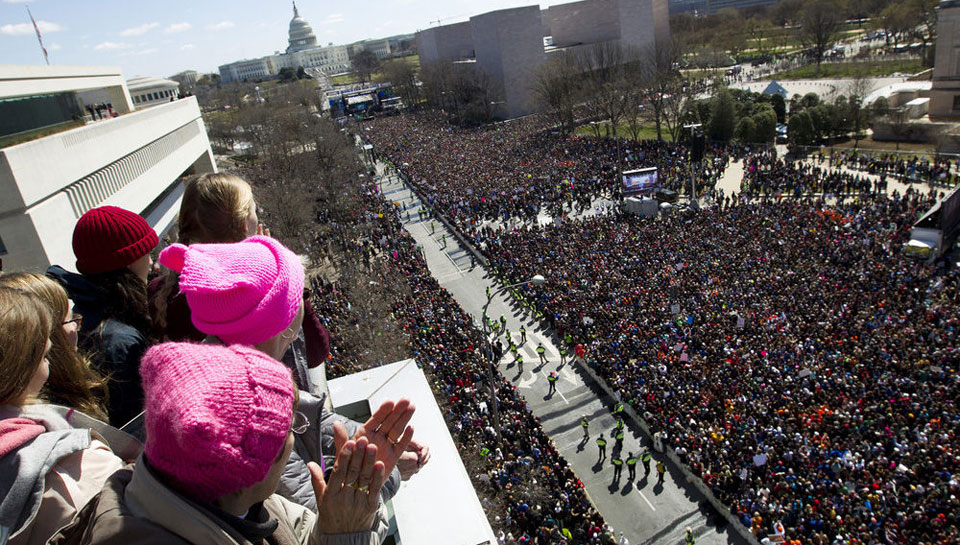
[
  {"x1": 742, "y1": 149, "x2": 887, "y2": 198},
  {"x1": 365, "y1": 112, "x2": 960, "y2": 545},
  {"x1": 301, "y1": 163, "x2": 612, "y2": 543},
  {"x1": 815, "y1": 149, "x2": 960, "y2": 188},
  {"x1": 363, "y1": 114, "x2": 732, "y2": 236}
]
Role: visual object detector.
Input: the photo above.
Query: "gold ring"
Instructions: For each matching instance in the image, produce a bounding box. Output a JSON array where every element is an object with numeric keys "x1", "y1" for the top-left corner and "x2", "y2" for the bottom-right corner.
[
  {"x1": 388, "y1": 437, "x2": 400, "y2": 446},
  {"x1": 350, "y1": 482, "x2": 369, "y2": 492}
]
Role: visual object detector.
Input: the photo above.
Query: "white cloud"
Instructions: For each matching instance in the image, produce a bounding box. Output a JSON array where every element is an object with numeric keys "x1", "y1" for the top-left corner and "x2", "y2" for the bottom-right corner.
[
  {"x1": 180, "y1": 43, "x2": 195, "y2": 50},
  {"x1": 165, "y1": 22, "x2": 191, "y2": 33},
  {"x1": 206, "y1": 21, "x2": 234, "y2": 31},
  {"x1": 119, "y1": 22, "x2": 159, "y2": 37},
  {"x1": 0, "y1": 20, "x2": 62, "y2": 36},
  {"x1": 322, "y1": 14, "x2": 344, "y2": 25},
  {"x1": 48, "y1": 42, "x2": 61, "y2": 51},
  {"x1": 93, "y1": 41, "x2": 131, "y2": 51}
]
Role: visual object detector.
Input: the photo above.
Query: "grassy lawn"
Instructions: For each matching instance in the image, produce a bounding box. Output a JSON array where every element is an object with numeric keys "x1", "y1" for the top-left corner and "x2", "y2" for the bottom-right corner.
[
  {"x1": 774, "y1": 59, "x2": 925, "y2": 80},
  {"x1": 575, "y1": 122, "x2": 675, "y2": 142},
  {"x1": 329, "y1": 55, "x2": 420, "y2": 87},
  {"x1": 832, "y1": 135, "x2": 936, "y2": 154}
]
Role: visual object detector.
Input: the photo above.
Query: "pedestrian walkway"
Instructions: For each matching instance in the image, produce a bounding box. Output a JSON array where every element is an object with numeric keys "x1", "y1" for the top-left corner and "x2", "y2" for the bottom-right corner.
[{"x1": 372, "y1": 160, "x2": 746, "y2": 545}]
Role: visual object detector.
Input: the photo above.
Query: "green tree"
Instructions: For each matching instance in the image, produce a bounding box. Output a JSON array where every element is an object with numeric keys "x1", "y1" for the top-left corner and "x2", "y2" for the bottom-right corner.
[
  {"x1": 708, "y1": 87, "x2": 737, "y2": 142},
  {"x1": 770, "y1": 93, "x2": 786, "y2": 124},
  {"x1": 752, "y1": 104, "x2": 778, "y2": 143},
  {"x1": 736, "y1": 116, "x2": 757, "y2": 142},
  {"x1": 787, "y1": 110, "x2": 815, "y2": 152}
]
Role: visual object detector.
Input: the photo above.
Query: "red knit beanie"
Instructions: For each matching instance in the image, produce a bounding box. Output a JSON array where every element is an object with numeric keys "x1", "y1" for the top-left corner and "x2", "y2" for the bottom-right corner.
[{"x1": 73, "y1": 206, "x2": 159, "y2": 274}]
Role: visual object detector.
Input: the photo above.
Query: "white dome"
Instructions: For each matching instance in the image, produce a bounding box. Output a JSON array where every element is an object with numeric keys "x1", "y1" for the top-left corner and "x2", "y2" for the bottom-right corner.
[{"x1": 286, "y1": 2, "x2": 318, "y2": 54}]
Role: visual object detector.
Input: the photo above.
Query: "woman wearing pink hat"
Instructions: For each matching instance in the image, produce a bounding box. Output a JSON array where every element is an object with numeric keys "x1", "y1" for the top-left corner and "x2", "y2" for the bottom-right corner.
[
  {"x1": 56, "y1": 342, "x2": 390, "y2": 544},
  {"x1": 155, "y1": 236, "x2": 428, "y2": 511}
]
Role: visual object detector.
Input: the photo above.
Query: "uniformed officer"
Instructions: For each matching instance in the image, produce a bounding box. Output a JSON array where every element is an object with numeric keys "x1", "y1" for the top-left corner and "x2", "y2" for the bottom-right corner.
[
  {"x1": 536, "y1": 342, "x2": 547, "y2": 365},
  {"x1": 611, "y1": 453, "x2": 623, "y2": 480},
  {"x1": 500, "y1": 315, "x2": 507, "y2": 330},
  {"x1": 626, "y1": 451, "x2": 638, "y2": 480},
  {"x1": 685, "y1": 527, "x2": 695, "y2": 544},
  {"x1": 441, "y1": 234, "x2": 447, "y2": 248},
  {"x1": 516, "y1": 353, "x2": 524, "y2": 372},
  {"x1": 656, "y1": 460, "x2": 665, "y2": 483},
  {"x1": 613, "y1": 401, "x2": 624, "y2": 417},
  {"x1": 519, "y1": 325, "x2": 527, "y2": 344},
  {"x1": 547, "y1": 371, "x2": 558, "y2": 395},
  {"x1": 486, "y1": 286, "x2": 491, "y2": 299},
  {"x1": 596, "y1": 434, "x2": 607, "y2": 460},
  {"x1": 615, "y1": 417, "x2": 624, "y2": 432},
  {"x1": 614, "y1": 428, "x2": 624, "y2": 448},
  {"x1": 641, "y1": 449, "x2": 652, "y2": 476},
  {"x1": 559, "y1": 344, "x2": 567, "y2": 364},
  {"x1": 581, "y1": 415, "x2": 589, "y2": 437}
]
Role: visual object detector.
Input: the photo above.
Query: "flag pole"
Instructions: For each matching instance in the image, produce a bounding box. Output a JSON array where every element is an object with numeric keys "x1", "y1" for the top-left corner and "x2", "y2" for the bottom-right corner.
[{"x1": 26, "y1": 7, "x2": 49, "y2": 65}]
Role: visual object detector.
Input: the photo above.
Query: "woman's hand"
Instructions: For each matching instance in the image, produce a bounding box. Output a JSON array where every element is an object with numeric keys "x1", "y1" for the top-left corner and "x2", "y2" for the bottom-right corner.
[
  {"x1": 308, "y1": 422, "x2": 387, "y2": 534},
  {"x1": 352, "y1": 399, "x2": 415, "y2": 478}
]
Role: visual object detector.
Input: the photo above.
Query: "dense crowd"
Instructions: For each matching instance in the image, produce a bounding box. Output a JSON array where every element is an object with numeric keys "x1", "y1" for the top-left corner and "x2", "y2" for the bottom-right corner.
[
  {"x1": 819, "y1": 149, "x2": 960, "y2": 187},
  {"x1": 743, "y1": 149, "x2": 886, "y2": 198},
  {"x1": 365, "y1": 113, "x2": 960, "y2": 545},
  {"x1": 363, "y1": 114, "x2": 731, "y2": 235},
  {"x1": 477, "y1": 193, "x2": 960, "y2": 545},
  {"x1": 311, "y1": 169, "x2": 611, "y2": 543}
]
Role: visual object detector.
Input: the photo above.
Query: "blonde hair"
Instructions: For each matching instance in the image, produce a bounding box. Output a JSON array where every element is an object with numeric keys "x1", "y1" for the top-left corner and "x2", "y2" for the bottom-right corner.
[
  {"x1": 155, "y1": 173, "x2": 257, "y2": 334},
  {"x1": 0, "y1": 287, "x2": 53, "y2": 406},
  {"x1": 0, "y1": 273, "x2": 109, "y2": 419},
  {"x1": 176, "y1": 173, "x2": 256, "y2": 245}
]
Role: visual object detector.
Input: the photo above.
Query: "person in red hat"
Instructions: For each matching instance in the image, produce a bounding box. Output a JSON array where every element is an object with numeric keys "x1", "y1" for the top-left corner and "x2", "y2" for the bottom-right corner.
[{"x1": 47, "y1": 205, "x2": 159, "y2": 429}]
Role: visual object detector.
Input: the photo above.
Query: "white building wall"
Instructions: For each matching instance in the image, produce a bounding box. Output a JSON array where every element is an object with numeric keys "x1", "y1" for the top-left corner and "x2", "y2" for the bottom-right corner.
[{"x1": 0, "y1": 97, "x2": 215, "y2": 272}]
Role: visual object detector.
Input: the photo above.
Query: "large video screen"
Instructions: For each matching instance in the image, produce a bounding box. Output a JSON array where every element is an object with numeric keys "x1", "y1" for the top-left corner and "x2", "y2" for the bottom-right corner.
[{"x1": 622, "y1": 168, "x2": 658, "y2": 195}]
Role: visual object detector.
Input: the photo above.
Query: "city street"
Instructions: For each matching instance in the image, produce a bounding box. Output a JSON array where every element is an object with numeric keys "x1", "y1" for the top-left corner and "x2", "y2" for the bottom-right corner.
[{"x1": 374, "y1": 162, "x2": 749, "y2": 545}]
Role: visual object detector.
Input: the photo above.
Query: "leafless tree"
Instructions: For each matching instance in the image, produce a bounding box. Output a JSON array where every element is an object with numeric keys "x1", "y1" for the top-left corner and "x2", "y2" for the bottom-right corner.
[
  {"x1": 845, "y1": 65, "x2": 872, "y2": 148},
  {"x1": 575, "y1": 41, "x2": 634, "y2": 139},
  {"x1": 377, "y1": 59, "x2": 421, "y2": 108},
  {"x1": 639, "y1": 38, "x2": 686, "y2": 142},
  {"x1": 801, "y1": 0, "x2": 842, "y2": 68},
  {"x1": 532, "y1": 52, "x2": 582, "y2": 135}
]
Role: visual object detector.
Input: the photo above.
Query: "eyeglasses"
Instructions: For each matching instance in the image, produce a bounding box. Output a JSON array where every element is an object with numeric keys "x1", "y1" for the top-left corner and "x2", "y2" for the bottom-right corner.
[
  {"x1": 63, "y1": 314, "x2": 83, "y2": 328},
  {"x1": 291, "y1": 411, "x2": 309, "y2": 435}
]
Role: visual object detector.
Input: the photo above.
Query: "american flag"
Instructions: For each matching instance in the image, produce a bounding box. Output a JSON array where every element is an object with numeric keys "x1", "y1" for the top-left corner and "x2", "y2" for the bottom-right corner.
[{"x1": 27, "y1": 7, "x2": 49, "y2": 65}]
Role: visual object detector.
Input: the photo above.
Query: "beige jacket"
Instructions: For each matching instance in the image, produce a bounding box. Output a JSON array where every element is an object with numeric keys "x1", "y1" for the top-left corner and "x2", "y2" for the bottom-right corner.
[{"x1": 53, "y1": 456, "x2": 389, "y2": 545}]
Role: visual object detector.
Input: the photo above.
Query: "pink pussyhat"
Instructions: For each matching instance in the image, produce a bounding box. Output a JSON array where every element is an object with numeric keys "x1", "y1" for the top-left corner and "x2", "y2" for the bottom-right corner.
[
  {"x1": 158, "y1": 236, "x2": 304, "y2": 345},
  {"x1": 141, "y1": 342, "x2": 294, "y2": 502}
]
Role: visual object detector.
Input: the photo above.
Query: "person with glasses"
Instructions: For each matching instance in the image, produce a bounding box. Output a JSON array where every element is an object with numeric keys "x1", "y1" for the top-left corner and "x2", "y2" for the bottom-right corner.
[
  {"x1": 55, "y1": 342, "x2": 390, "y2": 545},
  {"x1": 0, "y1": 273, "x2": 108, "y2": 423},
  {"x1": 156, "y1": 236, "x2": 427, "y2": 513}
]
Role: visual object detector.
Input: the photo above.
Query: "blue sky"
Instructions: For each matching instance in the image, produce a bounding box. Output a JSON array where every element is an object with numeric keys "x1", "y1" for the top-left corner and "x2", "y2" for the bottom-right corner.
[{"x1": 0, "y1": 0, "x2": 572, "y2": 78}]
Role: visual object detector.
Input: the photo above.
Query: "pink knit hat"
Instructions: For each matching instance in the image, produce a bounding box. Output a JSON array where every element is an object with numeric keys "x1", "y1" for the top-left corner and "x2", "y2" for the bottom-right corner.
[
  {"x1": 157, "y1": 236, "x2": 304, "y2": 345},
  {"x1": 141, "y1": 342, "x2": 294, "y2": 502}
]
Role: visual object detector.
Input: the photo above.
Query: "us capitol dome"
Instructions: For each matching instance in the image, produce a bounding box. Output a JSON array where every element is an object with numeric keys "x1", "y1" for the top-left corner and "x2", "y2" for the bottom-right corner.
[{"x1": 286, "y1": 1, "x2": 319, "y2": 54}]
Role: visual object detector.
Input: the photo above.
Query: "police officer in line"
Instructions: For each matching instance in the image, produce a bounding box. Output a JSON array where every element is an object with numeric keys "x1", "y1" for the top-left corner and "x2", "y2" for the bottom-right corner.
[
  {"x1": 614, "y1": 427, "x2": 624, "y2": 448},
  {"x1": 611, "y1": 453, "x2": 624, "y2": 480},
  {"x1": 500, "y1": 315, "x2": 507, "y2": 330},
  {"x1": 559, "y1": 344, "x2": 567, "y2": 364},
  {"x1": 613, "y1": 401, "x2": 624, "y2": 417},
  {"x1": 547, "y1": 371, "x2": 558, "y2": 395},
  {"x1": 615, "y1": 417, "x2": 624, "y2": 433},
  {"x1": 685, "y1": 527, "x2": 695, "y2": 545},
  {"x1": 516, "y1": 353, "x2": 524, "y2": 372},
  {"x1": 642, "y1": 449, "x2": 652, "y2": 476},
  {"x1": 626, "y1": 451, "x2": 638, "y2": 480},
  {"x1": 536, "y1": 342, "x2": 547, "y2": 365},
  {"x1": 581, "y1": 415, "x2": 589, "y2": 437},
  {"x1": 596, "y1": 433, "x2": 607, "y2": 460},
  {"x1": 519, "y1": 325, "x2": 527, "y2": 344},
  {"x1": 656, "y1": 460, "x2": 666, "y2": 483}
]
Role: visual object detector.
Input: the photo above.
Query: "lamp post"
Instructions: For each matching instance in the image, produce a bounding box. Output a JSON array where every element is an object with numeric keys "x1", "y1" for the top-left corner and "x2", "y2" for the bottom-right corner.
[
  {"x1": 684, "y1": 123, "x2": 703, "y2": 209},
  {"x1": 483, "y1": 274, "x2": 545, "y2": 445}
]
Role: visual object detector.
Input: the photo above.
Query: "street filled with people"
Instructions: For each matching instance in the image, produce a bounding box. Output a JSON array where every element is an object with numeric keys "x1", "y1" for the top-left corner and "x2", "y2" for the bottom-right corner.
[{"x1": 365, "y1": 113, "x2": 960, "y2": 545}]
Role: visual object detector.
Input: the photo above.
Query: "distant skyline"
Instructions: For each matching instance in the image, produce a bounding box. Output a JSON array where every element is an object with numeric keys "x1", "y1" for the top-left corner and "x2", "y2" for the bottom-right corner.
[{"x1": 0, "y1": 0, "x2": 578, "y2": 78}]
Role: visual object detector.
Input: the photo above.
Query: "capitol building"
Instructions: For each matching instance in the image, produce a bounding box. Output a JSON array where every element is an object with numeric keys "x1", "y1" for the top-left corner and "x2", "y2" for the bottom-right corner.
[{"x1": 218, "y1": 2, "x2": 350, "y2": 83}]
